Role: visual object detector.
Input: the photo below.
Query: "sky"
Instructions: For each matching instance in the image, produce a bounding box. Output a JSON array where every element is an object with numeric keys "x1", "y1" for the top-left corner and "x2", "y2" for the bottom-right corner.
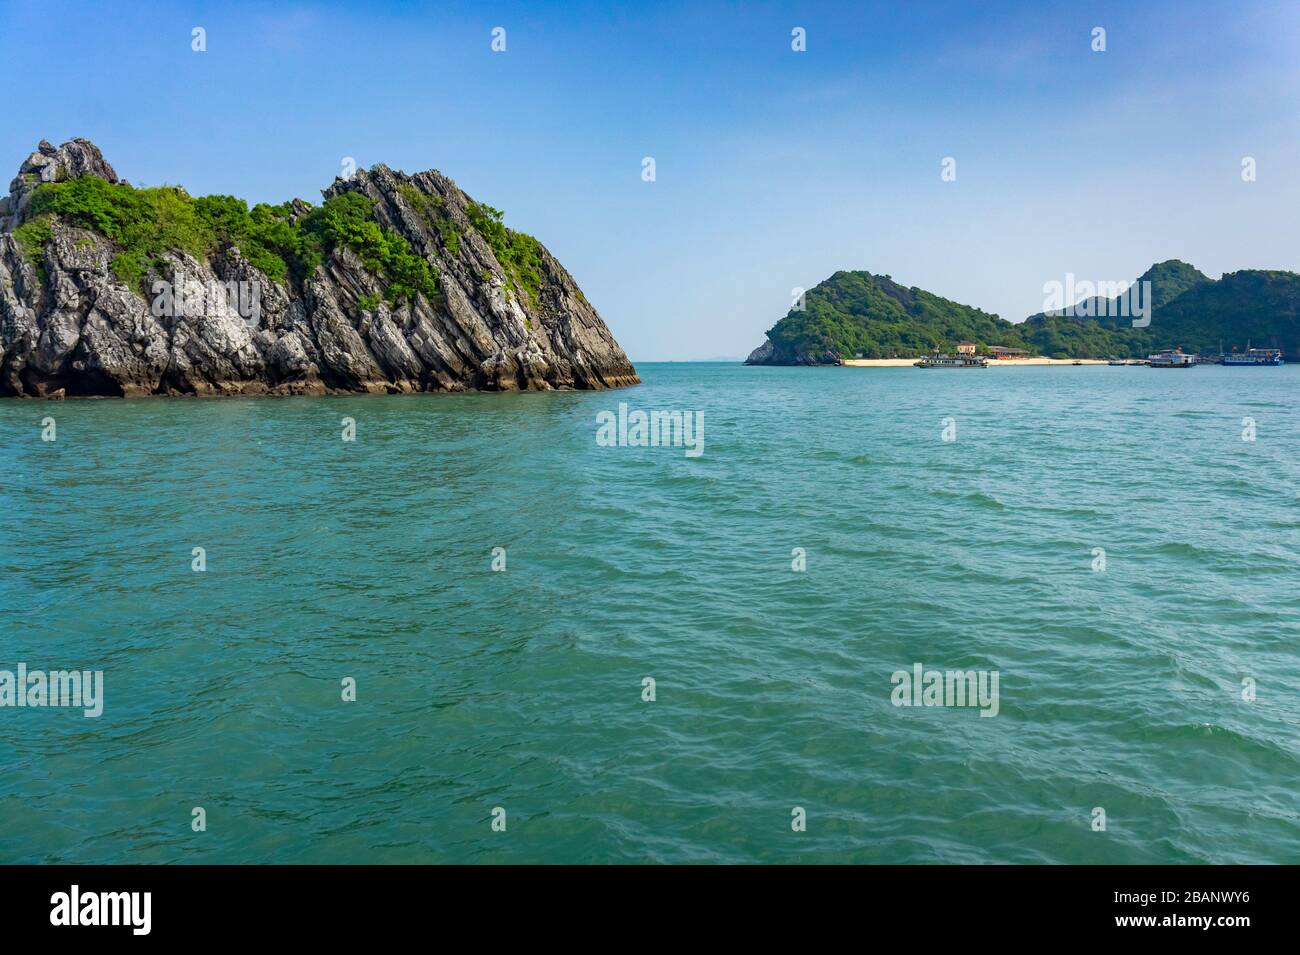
[{"x1": 2, "y1": 0, "x2": 1299, "y2": 360}]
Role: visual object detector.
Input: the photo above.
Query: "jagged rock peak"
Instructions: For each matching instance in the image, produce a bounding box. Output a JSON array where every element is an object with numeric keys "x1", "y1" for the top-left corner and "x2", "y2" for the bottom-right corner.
[
  {"x1": 2, "y1": 138, "x2": 119, "y2": 228},
  {"x1": 0, "y1": 139, "x2": 638, "y2": 398}
]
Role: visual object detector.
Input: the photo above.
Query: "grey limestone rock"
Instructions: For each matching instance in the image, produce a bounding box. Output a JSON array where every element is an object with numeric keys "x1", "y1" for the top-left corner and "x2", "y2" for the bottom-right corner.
[{"x1": 0, "y1": 139, "x2": 638, "y2": 397}]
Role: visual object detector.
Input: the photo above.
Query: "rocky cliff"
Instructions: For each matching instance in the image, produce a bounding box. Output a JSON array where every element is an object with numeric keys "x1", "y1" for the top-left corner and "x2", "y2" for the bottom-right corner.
[{"x1": 0, "y1": 139, "x2": 638, "y2": 397}]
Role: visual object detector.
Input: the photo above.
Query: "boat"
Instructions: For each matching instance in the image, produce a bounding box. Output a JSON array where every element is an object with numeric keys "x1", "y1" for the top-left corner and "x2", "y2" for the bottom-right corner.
[
  {"x1": 1071, "y1": 360, "x2": 1083, "y2": 366},
  {"x1": 1222, "y1": 347, "x2": 1284, "y2": 366},
  {"x1": 1148, "y1": 348, "x2": 1195, "y2": 368},
  {"x1": 1107, "y1": 357, "x2": 1127, "y2": 365},
  {"x1": 914, "y1": 354, "x2": 988, "y2": 368}
]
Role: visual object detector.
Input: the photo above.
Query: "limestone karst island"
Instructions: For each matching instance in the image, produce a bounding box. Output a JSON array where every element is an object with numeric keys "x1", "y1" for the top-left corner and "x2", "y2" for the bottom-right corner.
[
  {"x1": 746, "y1": 266, "x2": 1299, "y2": 367},
  {"x1": 0, "y1": 139, "x2": 638, "y2": 398}
]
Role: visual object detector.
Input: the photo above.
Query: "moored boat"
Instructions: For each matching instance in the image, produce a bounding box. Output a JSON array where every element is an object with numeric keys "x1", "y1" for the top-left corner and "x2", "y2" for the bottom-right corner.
[
  {"x1": 914, "y1": 354, "x2": 989, "y2": 368},
  {"x1": 1222, "y1": 347, "x2": 1283, "y2": 366},
  {"x1": 1148, "y1": 348, "x2": 1195, "y2": 368}
]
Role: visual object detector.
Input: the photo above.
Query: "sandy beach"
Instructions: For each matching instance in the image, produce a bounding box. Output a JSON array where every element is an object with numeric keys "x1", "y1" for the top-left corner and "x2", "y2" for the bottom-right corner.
[{"x1": 842, "y1": 357, "x2": 1112, "y2": 367}]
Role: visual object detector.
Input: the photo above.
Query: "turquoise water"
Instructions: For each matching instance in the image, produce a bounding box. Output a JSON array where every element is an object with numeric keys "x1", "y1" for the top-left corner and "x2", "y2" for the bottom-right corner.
[{"x1": 1, "y1": 362, "x2": 1298, "y2": 863}]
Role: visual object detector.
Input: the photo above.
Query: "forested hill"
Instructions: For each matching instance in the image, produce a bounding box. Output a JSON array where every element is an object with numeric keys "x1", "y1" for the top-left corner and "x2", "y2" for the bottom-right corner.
[
  {"x1": 745, "y1": 271, "x2": 1025, "y2": 364},
  {"x1": 1020, "y1": 261, "x2": 1300, "y2": 359},
  {"x1": 746, "y1": 262, "x2": 1300, "y2": 363}
]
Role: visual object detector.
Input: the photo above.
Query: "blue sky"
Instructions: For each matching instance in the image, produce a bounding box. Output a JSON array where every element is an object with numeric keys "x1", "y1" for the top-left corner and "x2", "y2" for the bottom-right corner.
[{"x1": 3, "y1": 0, "x2": 1298, "y2": 359}]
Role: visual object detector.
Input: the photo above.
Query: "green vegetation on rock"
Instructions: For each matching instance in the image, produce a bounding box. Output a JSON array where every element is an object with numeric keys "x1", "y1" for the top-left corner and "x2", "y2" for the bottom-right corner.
[
  {"x1": 192, "y1": 195, "x2": 310, "y2": 283},
  {"x1": 466, "y1": 201, "x2": 543, "y2": 303},
  {"x1": 398, "y1": 183, "x2": 461, "y2": 255},
  {"x1": 12, "y1": 214, "x2": 54, "y2": 268},
  {"x1": 296, "y1": 192, "x2": 438, "y2": 304},
  {"x1": 25, "y1": 176, "x2": 209, "y2": 287},
  {"x1": 12, "y1": 213, "x2": 54, "y2": 285},
  {"x1": 19, "y1": 176, "x2": 439, "y2": 304}
]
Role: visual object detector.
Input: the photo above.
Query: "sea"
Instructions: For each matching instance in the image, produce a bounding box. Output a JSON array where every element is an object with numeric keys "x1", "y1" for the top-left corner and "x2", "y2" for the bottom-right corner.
[{"x1": 1, "y1": 362, "x2": 1297, "y2": 863}]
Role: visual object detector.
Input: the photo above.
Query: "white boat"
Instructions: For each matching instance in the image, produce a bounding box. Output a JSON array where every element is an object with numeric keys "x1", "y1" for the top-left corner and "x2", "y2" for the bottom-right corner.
[
  {"x1": 1148, "y1": 348, "x2": 1195, "y2": 368},
  {"x1": 914, "y1": 354, "x2": 988, "y2": 368}
]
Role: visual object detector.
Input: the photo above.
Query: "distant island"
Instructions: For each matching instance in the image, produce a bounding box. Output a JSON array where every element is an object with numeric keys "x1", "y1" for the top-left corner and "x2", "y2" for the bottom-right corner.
[
  {"x1": 746, "y1": 261, "x2": 1300, "y2": 364},
  {"x1": 0, "y1": 139, "x2": 638, "y2": 398}
]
